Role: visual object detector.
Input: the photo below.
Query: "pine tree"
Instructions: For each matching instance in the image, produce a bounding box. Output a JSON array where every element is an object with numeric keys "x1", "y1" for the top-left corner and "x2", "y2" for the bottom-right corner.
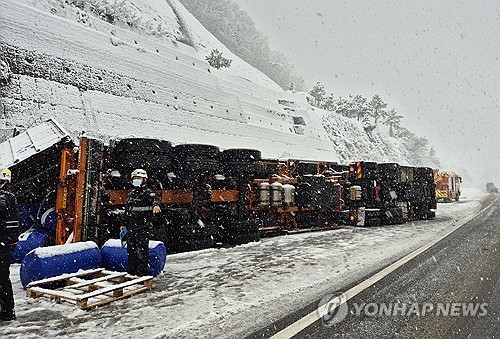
[
  {"x1": 322, "y1": 93, "x2": 336, "y2": 111},
  {"x1": 350, "y1": 95, "x2": 369, "y2": 121},
  {"x1": 369, "y1": 94, "x2": 388, "y2": 125},
  {"x1": 205, "y1": 49, "x2": 232, "y2": 70},
  {"x1": 307, "y1": 82, "x2": 326, "y2": 108},
  {"x1": 384, "y1": 108, "x2": 404, "y2": 136}
]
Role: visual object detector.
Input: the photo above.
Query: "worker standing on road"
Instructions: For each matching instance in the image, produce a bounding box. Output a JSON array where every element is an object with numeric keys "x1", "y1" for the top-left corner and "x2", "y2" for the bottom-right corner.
[
  {"x1": 0, "y1": 168, "x2": 19, "y2": 321},
  {"x1": 121, "y1": 169, "x2": 161, "y2": 276}
]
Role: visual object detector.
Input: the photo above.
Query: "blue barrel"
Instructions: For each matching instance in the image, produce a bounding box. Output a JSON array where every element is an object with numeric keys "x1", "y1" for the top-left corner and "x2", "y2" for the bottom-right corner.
[
  {"x1": 38, "y1": 207, "x2": 57, "y2": 231},
  {"x1": 13, "y1": 228, "x2": 54, "y2": 263},
  {"x1": 101, "y1": 239, "x2": 167, "y2": 277},
  {"x1": 20, "y1": 241, "x2": 101, "y2": 289},
  {"x1": 18, "y1": 204, "x2": 57, "y2": 232},
  {"x1": 18, "y1": 204, "x2": 39, "y2": 232}
]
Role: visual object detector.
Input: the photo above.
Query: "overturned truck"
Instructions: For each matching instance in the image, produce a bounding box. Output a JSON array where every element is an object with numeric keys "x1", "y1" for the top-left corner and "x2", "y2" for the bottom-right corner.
[{"x1": 2, "y1": 119, "x2": 437, "y2": 255}]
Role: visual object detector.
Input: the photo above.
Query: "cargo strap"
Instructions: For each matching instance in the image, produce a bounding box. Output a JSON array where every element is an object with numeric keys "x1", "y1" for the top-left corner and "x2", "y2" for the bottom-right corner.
[{"x1": 129, "y1": 206, "x2": 153, "y2": 212}]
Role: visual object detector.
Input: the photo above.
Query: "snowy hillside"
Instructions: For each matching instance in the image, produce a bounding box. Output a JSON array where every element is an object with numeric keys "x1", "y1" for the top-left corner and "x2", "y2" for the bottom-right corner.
[
  {"x1": 321, "y1": 113, "x2": 434, "y2": 166},
  {"x1": 0, "y1": 0, "x2": 435, "y2": 167}
]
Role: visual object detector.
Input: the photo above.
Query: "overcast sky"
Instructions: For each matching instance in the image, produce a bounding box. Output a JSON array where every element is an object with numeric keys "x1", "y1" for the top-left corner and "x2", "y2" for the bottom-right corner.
[{"x1": 233, "y1": 0, "x2": 500, "y2": 186}]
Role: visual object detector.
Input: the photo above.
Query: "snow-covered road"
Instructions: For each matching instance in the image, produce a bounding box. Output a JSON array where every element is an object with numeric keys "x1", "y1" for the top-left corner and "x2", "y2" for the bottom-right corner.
[{"x1": 1, "y1": 190, "x2": 486, "y2": 338}]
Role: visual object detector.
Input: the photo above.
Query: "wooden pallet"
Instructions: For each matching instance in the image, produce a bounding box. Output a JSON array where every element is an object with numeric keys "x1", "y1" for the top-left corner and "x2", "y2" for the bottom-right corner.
[{"x1": 26, "y1": 268, "x2": 153, "y2": 310}]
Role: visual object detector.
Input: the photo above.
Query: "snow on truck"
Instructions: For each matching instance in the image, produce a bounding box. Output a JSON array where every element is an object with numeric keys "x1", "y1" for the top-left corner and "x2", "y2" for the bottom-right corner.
[{"x1": 2, "y1": 119, "x2": 439, "y2": 256}]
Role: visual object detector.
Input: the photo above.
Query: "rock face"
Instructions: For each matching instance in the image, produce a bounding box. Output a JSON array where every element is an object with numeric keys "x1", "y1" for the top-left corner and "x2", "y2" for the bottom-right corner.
[
  {"x1": 0, "y1": 0, "x2": 336, "y2": 161},
  {"x1": 0, "y1": 0, "x2": 433, "y2": 167}
]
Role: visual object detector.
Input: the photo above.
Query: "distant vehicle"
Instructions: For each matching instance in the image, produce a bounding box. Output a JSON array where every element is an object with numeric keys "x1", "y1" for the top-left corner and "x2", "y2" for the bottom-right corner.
[
  {"x1": 486, "y1": 182, "x2": 497, "y2": 193},
  {"x1": 434, "y1": 171, "x2": 461, "y2": 202}
]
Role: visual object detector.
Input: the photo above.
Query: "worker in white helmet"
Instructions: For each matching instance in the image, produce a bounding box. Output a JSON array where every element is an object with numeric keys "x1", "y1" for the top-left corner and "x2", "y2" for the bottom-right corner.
[
  {"x1": 0, "y1": 168, "x2": 19, "y2": 321},
  {"x1": 121, "y1": 169, "x2": 161, "y2": 276}
]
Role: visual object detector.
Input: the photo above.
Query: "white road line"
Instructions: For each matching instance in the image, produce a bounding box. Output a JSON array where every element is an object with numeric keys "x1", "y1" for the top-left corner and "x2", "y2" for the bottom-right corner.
[{"x1": 270, "y1": 196, "x2": 498, "y2": 339}]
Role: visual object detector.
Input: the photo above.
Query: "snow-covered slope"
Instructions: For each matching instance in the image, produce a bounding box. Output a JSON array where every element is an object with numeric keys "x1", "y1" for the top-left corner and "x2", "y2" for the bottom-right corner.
[
  {"x1": 0, "y1": 0, "x2": 434, "y2": 167},
  {"x1": 167, "y1": 0, "x2": 283, "y2": 91},
  {"x1": 0, "y1": 0, "x2": 337, "y2": 161},
  {"x1": 322, "y1": 113, "x2": 413, "y2": 164}
]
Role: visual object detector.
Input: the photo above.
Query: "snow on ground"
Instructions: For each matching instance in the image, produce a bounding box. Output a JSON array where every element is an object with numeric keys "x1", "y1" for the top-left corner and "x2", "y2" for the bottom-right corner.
[{"x1": 0, "y1": 189, "x2": 487, "y2": 338}]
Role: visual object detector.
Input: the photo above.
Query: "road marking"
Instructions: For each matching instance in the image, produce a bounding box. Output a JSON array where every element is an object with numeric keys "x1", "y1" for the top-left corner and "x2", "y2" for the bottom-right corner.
[{"x1": 270, "y1": 196, "x2": 498, "y2": 339}]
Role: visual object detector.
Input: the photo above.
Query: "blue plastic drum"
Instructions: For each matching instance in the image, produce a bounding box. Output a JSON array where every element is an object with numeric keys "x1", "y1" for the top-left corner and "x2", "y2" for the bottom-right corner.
[
  {"x1": 18, "y1": 204, "x2": 39, "y2": 232},
  {"x1": 38, "y1": 207, "x2": 57, "y2": 231},
  {"x1": 12, "y1": 228, "x2": 54, "y2": 263},
  {"x1": 101, "y1": 239, "x2": 167, "y2": 277},
  {"x1": 20, "y1": 241, "x2": 102, "y2": 289},
  {"x1": 18, "y1": 204, "x2": 57, "y2": 232}
]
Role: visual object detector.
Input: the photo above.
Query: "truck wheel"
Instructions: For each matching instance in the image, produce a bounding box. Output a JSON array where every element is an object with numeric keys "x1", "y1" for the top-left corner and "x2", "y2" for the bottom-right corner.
[
  {"x1": 221, "y1": 149, "x2": 262, "y2": 175},
  {"x1": 118, "y1": 153, "x2": 172, "y2": 170},
  {"x1": 111, "y1": 138, "x2": 173, "y2": 174},
  {"x1": 224, "y1": 162, "x2": 264, "y2": 175},
  {"x1": 174, "y1": 144, "x2": 220, "y2": 160},
  {"x1": 220, "y1": 219, "x2": 261, "y2": 245},
  {"x1": 114, "y1": 138, "x2": 172, "y2": 154},
  {"x1": 174, "y1": 144, "x2": 220, "y2": 175},
  {"x1": 166, "y1": 223, "x2": 218, "y2": 253},
  {"x1": 221, "y1": 149, "x2": 261, "y2": 163}
]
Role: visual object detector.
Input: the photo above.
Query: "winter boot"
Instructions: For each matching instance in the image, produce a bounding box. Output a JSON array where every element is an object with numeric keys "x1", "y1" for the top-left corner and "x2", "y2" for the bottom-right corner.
[{"x1": 0, "y1": 309, "x2": 16, "y2": 321}]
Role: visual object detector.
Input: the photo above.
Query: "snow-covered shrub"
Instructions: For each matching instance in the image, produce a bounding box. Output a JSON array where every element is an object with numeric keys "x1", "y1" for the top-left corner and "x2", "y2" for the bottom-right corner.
[
  {"x1": 205, "y1": 49, "x2": 232, "y2": 70},
  {"x1": 63, "y1": 0, "x2": 140, "y2": 26},
  {"x1": 0, "y1": 58, "x2": 12, "y2": 85}
]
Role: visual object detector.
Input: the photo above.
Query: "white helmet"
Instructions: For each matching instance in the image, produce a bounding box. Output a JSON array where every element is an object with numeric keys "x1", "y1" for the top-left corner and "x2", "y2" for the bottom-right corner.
[
  {"x1": 131, "y1": 168, "x2": 148, "y2": 179},
  {"x1": 0, "y1": 168, "x2": 11, "y2": 182}
]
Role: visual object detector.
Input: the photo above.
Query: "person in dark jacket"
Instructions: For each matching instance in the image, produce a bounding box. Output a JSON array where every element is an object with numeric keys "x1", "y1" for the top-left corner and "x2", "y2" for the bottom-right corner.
[
  {"x1": 0, "y1": 168, "x2": 19, "y2": 321},
  {"x1": 121, "y1": 169, "x2": 161, "y2": 276}
]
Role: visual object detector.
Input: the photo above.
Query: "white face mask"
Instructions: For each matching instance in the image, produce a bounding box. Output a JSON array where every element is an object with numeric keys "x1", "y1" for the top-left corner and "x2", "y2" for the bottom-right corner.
[{"x1": 132, "y1": 179, "x2": 143, "y2": 187}]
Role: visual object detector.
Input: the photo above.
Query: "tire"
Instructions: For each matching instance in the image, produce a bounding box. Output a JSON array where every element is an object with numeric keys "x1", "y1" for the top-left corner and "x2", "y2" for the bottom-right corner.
[
  {"x1": 114, "y1": 138, "x2": 172, "y2": 154},
  {"x1": 223, "y1": 162, "x2": 264, "y2": 175},
  {"x1": 221, "y1": 219, "x2": 261, "y2": 245},
  {"x1": 110, "y1": 139, "x2": 173, "y2": 176},
  {"x1": 220, "y1": 149, "x2": 263, "y2": 176},
  {"x1": 175, "y1": 159, "x2": 220, "y2": 174},
  {"x1": 174, "y1": 144, "x2": 221, "y2": 175},
  {"x1": 174, "y1": 144, "x2": 220, "y2": 160},
  {"x1": 166, "y1": 223, "x2": 218, "y2": 253},
  {"x1": 117, "y1": 152, "x2": 172, "y2": 170},
  {"x1": 230, "y1": 233, "x2": 260, "y2": 245},
  {"x1": 221, "y1": 149, "x2": 261, "y2": 163}
]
